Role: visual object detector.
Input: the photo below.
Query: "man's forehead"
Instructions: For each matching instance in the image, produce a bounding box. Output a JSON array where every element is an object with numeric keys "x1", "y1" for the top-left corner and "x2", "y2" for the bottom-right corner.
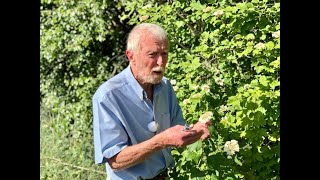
[{"x1": 140, "y1": 39, "x2": 168, "y2": 50}]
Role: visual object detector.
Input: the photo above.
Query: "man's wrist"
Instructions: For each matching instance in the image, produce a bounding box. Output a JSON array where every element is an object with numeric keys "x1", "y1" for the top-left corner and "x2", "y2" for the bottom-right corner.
[{"x1": 152, "y1": 132, "x2": 168, "y2": 149}]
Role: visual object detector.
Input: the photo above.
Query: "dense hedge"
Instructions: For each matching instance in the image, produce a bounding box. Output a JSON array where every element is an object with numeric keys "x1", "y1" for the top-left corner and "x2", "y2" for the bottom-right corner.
[
  {"x1": 40, "y1": 0, "x2": 131, "y2": 143},
  {"x1": 121, "y1": 0, "x2": 280, "y2": 179},
  {"x1": 41, "y1": 0, "x2": 280, "y2": 179}
]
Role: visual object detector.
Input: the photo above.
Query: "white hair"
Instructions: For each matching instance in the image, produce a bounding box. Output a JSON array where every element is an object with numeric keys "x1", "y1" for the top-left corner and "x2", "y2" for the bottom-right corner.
[{"x1": 126, "y1": 23, "x2": 169, "y2": 53}]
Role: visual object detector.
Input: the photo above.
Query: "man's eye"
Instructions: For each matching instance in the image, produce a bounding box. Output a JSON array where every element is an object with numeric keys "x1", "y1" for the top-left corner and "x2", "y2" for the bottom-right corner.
[{"x1": 162, "y1": 53, "x2": 168, "y2": 56}]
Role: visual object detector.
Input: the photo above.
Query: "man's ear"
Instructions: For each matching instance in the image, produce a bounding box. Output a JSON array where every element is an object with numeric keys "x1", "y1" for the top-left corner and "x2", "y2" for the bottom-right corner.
[{"x1": 126, "y1": 50, "x2": 135, "y2": 64}]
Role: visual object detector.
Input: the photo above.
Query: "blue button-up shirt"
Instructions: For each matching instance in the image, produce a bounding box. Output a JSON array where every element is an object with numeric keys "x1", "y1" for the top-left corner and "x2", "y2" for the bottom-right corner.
[{"x1": 92, "y1": 65, "x2": 185, "y2": 180}]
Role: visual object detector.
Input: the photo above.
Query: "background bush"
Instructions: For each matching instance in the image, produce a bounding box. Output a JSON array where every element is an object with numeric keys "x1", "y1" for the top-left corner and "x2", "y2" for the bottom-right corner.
[
  {"x1": 40, "y1": 0, "x2": 280, "y2": 179},
  {"x1": 40, "y1": 0, "x2": 130, "y2": 178}
]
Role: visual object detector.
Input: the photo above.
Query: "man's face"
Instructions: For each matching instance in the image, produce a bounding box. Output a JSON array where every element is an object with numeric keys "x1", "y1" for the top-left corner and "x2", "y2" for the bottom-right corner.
[{"x1": 129, "y1": 34, "x2": 168, "y2": 85}]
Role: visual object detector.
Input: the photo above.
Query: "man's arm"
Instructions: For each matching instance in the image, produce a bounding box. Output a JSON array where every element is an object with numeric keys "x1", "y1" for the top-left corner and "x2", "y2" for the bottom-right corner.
[{"x1": 108, "y1": 124, "x2": 204, "y2": 171}]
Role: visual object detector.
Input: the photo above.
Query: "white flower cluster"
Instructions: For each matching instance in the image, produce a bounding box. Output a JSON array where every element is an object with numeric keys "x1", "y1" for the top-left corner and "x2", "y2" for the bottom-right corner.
[
  {"x1": 183, "y1": 99, "x2": 190, "y2": 105},
  {"x1": 224, "y1": 140, "x2": 240, "y2": 155},
  {"x1": 201, "y1": 84, "x2": 210, "y2": 93},
  {"x1": 213, "y1": 10, "x2": 224, "y2": 17},
  {"x1": 199, "y1": 111, "x2": 213, "y2": 123},
  {"x1": 203, "y1": 6, "x2": 212, "y2": 13},
  {"x1": 244, "y1": 84, "x2": 251, "y2": 90},
  {"x1": 219, "y1": 105, "x2": 228, "y2": 112},
  {"x1": 170, "y1": 79, "x2": 178, "y2": 91},
  {"x1": 142, "y1": 4, "x2": 152, "y2": 9},
  {"x1": 272, "y1": 30, "x2": 280, "y2": 38},
  {"x1": 254, "y1": 42, "x2": 266, "y2": 50},
  {"x1": 139, "y1": 15, "x2": 149, "y2": 21},
  {"x1": 215, "y1": 78, "x2": 224, "y2": 86},
  {"x1": 170, "y1": 79, "x2": 176, "y2": 85}
]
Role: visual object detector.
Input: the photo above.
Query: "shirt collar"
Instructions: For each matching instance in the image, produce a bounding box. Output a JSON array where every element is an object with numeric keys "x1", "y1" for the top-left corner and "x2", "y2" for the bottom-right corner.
[{"x1": 124, "y1": 65, "x2": 164, "y2": 101}]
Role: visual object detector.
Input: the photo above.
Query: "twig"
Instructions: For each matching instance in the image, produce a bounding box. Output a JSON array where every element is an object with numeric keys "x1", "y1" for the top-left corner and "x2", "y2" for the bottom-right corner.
[{"x1": 41, "y1": 155, "x2": 106, "y2": 175}]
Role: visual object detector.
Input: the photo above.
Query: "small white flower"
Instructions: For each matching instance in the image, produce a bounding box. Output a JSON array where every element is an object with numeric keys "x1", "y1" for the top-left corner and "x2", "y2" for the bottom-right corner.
[
  {"x1": 139, "y1": 15, "x2": 149, "y2": 21},
  {"x1": 170, "y1": 79, "x2": 177, "y2": 85},
  {"x1": 201, "y1": 84, "x2": 210, "y2": 93},
  {"x1": 215, "y1": 78, "x2": 224, "y2": 86},
  {"x1": 183, "y1": 99, "x2": 190, "y2": 105},
  {"x1": 244, "y1": 84, "x2": 251, "y2": 90},
  {"x1": 191, "y1": 93, "x2": 202, "y2": 99},
  {"x1": 203, "y1": 6, "x2": 212, "y2": 13},
  {"x1": 199, "y1": 111, "x2": 213, "y2": 123},
  {"x1": 213, "y1": 10, "x2": 224, "y2": 17},
  {"x1": 224, "y1": 140, "x2": 240, "y2": 155},
  {"x1": 254, "y1": 42, "x2": 266, "y2": 50},
  {"x1": 147, "y1": 121, "x2": 159, "y2": 133},
  {"x1": 219, "y1": 105, "x2": 228, "y2": 112},
  {"x1": 272, "y1": 30, "x2": 280, "y2": 38},
  {"x1": 173, "y1": 86, "x2": 178, "y2": 91},
  {"x1": 142, "y1": 4, "x2": 152, "y2": 9}
]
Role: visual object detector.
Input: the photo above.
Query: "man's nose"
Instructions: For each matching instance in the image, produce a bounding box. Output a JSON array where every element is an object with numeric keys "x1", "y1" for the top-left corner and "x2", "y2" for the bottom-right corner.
[{"x1": 157, "y1": 55, "x2": 165, "y2": 65}]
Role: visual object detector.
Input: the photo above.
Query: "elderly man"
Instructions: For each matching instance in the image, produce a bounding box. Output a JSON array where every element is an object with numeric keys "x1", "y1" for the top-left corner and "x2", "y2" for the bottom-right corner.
[{"x1": 92, "y1": 23, "x2": 211, "y2": 180}]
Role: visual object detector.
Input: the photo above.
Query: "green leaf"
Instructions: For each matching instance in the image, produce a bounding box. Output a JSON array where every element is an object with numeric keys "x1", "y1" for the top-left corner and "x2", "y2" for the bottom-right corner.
[
  {"x1": 256, "y1": 107, "x2": 266, "y2": 115},
  {"x1": 270, "y1": 80, "x2": 280, "y2": 90},
  {"x1": 260, "y1": 34, "x2": 266, "y2": 40},
  {"x1": 265, "y1": 41, "x2": 275, "y2": 50},
  {"x1": 171, "y1": 149, "x2": 180, "y2": 156},
  {"x1": 187, "y1": 140, "x2": 202, "y2": 152},
  {"x1": 175, "y1": 21, "x2": 184, "y2": 28},
  {"x1": 254, "y1": 111, "x2": 266, "y2": 126},
  {"x1": 190, "y1": 1, "x2": 204, "y2": 10},
  {"x1": 270, "y1": 58, "x2": 280, "y2": 68},
  {"x1": 246, "y1": 33, "x2": 255, "y2": 40},
  {"x1": 240, "y1": 130, "x2": 246, "y2": 138},
  {"x1": 187, "y1": 150, "x2": 202, "y2": 164},
  {"x1": 234, "y1": 156, "x2": 243, "y2": 166},
  {"x1": 259, "y1": 76, "x2": 268, "y2": 86},
  {"x1": 192, "y1": 57, "x2": 201, "y2": 68},
  {"x1": 243, "y1": 46, "x2": 253, "y2": 56},
  {"x1": 228, "y1": 96, "x2": 241, "y2": 107},
  {"x1": 210, "y1": 173, "x2": 219, "y2": 180},
  {"x1": 255, "y1": 65, "x2": 265, "y2": 73},
  {"x1": 202, "y1": 13, "x2": 210, "y2": 20}
]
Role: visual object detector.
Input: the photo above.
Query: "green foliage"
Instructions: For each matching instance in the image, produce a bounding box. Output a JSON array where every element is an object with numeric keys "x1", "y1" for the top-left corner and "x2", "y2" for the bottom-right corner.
[
  {"x1": 40, "y1": 107, "x2": 106, "y2": 179},
  {"x1": 121, "y1": 0, "x2": 280, "y2": 179},
  {"x1": 40, "y1": 0, "x2": 130, "y2": 178},
  {"x1": 40, "y1": 0, "x2": 130, "y2": 152}
]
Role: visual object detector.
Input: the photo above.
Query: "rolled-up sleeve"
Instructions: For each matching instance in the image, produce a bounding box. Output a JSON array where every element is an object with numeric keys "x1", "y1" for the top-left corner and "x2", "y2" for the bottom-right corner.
[{"x1": 93, "y1": 96, "x2": 129, "y2": 165}]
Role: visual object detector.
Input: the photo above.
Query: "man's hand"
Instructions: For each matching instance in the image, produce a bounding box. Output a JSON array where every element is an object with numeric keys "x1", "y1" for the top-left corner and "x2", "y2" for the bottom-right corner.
[
  {"x1": 189, "y1": 120, "x2": 212, "y2": 140},
  {"x1": 157, "y1": 125, "x2": 204, "y2": 148}
]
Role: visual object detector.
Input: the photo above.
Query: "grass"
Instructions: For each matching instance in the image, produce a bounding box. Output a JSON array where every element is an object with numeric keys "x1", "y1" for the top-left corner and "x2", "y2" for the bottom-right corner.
[{"x1": 40, "y1": 107, "x2": 106, "y2": 180}]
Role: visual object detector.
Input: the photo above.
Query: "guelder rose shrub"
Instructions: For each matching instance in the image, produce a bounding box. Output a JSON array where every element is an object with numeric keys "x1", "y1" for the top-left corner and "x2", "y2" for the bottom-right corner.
[{"x1": 121, "y1": 0, "x2": 280, "y2": 179}]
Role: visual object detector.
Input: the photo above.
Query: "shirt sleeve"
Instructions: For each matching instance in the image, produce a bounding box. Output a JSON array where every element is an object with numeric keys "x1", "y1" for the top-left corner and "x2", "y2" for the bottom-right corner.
[
  {"x1": 92, "y1": 95, "x2": 129, "y2": 165},
  {"x1": 168, "y1": 82, "x2": 185, "y2": 126}
]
